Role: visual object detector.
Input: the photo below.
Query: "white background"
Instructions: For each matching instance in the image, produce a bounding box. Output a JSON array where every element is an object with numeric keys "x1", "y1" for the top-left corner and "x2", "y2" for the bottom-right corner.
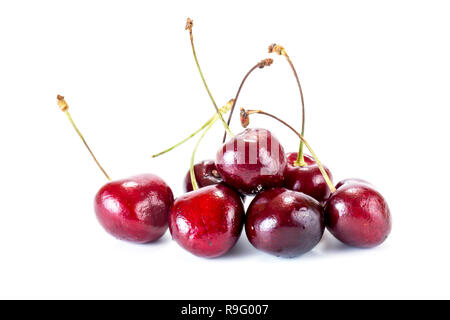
[{"x1": 0, "y1": 0, "x2": 449, "y2": 299}]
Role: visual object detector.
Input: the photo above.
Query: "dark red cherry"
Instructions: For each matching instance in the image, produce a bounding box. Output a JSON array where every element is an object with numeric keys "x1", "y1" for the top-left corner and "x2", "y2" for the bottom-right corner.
[
  {"x1": 169, "y1": 184, "x2": 245, "y2": 258},
  {"x1": 215, "y1": 128, "x2": 287, "y2": 195},
  {"x1": 94, "y1": 174, "x2": 174, "y2": 243},
  {"x1": 324, "y1": 180, "x2": 391, "y2": 248},
  {"x1": 284, "y1": 153, "x2": 333, "y2": 203},
  {"x1": 246, "y1": 188, "x2": 324, "y2": 258},
  {"x1": 183, "y1": 159, "x2": 223, "y2": 192}
]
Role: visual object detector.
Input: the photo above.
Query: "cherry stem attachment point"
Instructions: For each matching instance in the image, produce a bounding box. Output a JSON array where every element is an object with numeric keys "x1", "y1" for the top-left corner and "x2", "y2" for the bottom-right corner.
[
  {"x1": 57, "y1": 95, "x2": 111, "y2": 181},
  {"x1": 269, "y1": 44, "x2": 306, "y2": 167},
  {"x1": 240, "y1": 108, "x2": 336, "y2": 193},
  {"x1": 186, "y1": 18, "x2": 233, "y2": 138},
  {"x1": 222, "y1": 58, "x2": 273, "y2": 143},
  {"x1": 152, "y1": 99, "x2": 234, "y2": 158}
]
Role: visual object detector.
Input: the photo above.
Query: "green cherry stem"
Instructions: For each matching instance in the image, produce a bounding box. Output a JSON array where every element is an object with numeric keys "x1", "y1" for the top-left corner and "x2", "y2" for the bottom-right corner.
[
  {"x1": 222, "y1": 58, "x2": 274, "y2": 143},
  {"x1": 152, "y1": 99, "x2": 234, "y2": 158},
  {"x1": 190, "y1": 117, "x2": 217, "y2": 191},
  {"x1": 57, "y1": 95, "x2": 111, "y2": 181},
  {"x1": 269, "y1": 44, "x2": 306, "y2": 167},
  {"x1": 152, "y1": 119, "x2": 212, "y2": 158},
  {"x1": 185, "y1": 18, "x2": 233, "y2": 138},
  {"x1": 241, "y1": 108, "x2": 336, "y2": 193}
]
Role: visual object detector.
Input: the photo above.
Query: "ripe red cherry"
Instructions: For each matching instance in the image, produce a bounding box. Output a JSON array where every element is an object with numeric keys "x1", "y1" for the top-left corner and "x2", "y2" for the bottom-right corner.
[
  {"x1": 183, "y1": 159, "x2": 223, "y2": 192},
  {"x1": 216, "y1": 128, "x2": 287, "y2": 195},
  {"x1": 284, "y1": 152, "x2": 333, "y2": 203},
  {"x1": 324, "y1": 180, "x2": 391, "y2": 248},
  {"x1": 57, "y1": 96, "x2": 174, "y2": 244},
  {"x1": 95, "y1": 174, "x2": 174, "y2": 243},
  {"x1": 169, "y1": 184, "x2": 244, "y2": 258},
  {"x1": 246, "y1": 188, "x2": 324, "y2": 257}
]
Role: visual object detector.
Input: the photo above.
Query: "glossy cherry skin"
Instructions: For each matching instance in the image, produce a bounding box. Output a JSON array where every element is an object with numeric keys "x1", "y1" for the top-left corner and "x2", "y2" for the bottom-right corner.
[
  {"x1": 246, "y1": 188, "x2": 324, "y2": 258},
  {"x1": 94, "y1": 174, "x2": 174, "y2": 243},
  {"x1": 324, "y1": 180, "x2": 391, "y2": 248},
  {"x1": 216, "y1": 128, "x2": 287, "y2": 195},
  {"x1": 169, "y1": 184, "x2": 245, "y2": 258},
  {"x1": 183, "y1": 159, "x2": 223, "y2": 192},
  {"x1": 284, "y1": 153, "x2": 333, "y2": 203}
]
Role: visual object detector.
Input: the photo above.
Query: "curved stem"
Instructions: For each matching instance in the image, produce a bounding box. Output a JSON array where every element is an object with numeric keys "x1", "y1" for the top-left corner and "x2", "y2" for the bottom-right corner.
[
  {"x1": 152, "y1": 116, "x2": 214, "y2": 158},
  {"x1": 222, "y1": 64, "x2": 258, "y2": 143},
  {"x1": 152, "y1": 99, "x2": 234, "y2": 158},
  {"x1": 186, "y1": 19, "x2": 233, "y2": 137},
  {"x1": 269, "y1": 44, "x2": 306, "y2": 166},
  {"x1": 222, "y1": 59, "x2": 273, "y2": 143},
  {"x1": 190, "y1": 118, "x2": 217, "y2": 191},
  {"x1": 244, "y1": 109, "x2": 335, "y2": 193},
  {"x1": 286, "y1": 57, "x2": 306, "y2": 166},
  {"x1": 57, "y1": 96, "x2": 111, "y2": 181}
]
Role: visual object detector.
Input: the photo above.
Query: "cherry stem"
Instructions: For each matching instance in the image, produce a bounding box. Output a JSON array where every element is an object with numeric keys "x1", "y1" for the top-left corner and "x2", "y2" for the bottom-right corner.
[
  {"x1": 152, "y1": 99, "x2": 234, "y2": 158},
  {"x1": 242, "y1": 108, "x2": 336, "y2": 193},
  {"x1": 269, "y1": 44, "x2": 306, "y2": 167},
  {"x1": 222, "y1": 58, "x2": 273, "y2": 143},
  {"x1": 186, "y1": 18, "x2": 233, "y2": 138},
  {"x1": 190, "y1": 117, "x2": 217, "y2": 191},
  {"x1": 153, "y1": 118, "x2": 212, "y2": 158},
  {"x1": 57, "y1": 95, "x2": 111, "y2": 181}
]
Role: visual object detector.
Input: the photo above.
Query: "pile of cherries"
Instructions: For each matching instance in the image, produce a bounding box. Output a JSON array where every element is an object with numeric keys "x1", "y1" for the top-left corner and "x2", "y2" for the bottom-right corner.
[{"x1": 57, "y1": 18, "x2": 391, "y2": 259}]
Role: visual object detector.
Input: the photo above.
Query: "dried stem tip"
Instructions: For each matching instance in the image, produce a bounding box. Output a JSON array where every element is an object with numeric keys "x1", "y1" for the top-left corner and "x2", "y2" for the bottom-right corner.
[
  {"x1": 240, "y1": 108, "x2": 262, "y2": 127},
  {"x1": 185, "y1": 18, "x2": 193, "y2": 32},
  {"x1": 240, "y1": 108, "x2": 250, "y2": 128},
  {"x1": 57, "y1": 95, "x2": 69, "y2": 112},
  {"x1": 257, "y1": 58, "x2": 273, "y2": 68},
  {"x1": 268, "y1": 43, "x2": 287, "y2": 56}
]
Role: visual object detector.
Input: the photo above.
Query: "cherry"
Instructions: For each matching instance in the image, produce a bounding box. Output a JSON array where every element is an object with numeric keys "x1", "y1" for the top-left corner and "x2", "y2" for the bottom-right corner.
[
  {"x1": 183, "y1": 159, "x2": 222, "y2": 192},
  {"x1": 216, "y1": 128, "x2": 287, "y2": 195},
  {"x1": 169, "y1": 184, "x2": 245, "y2": 258},
  {"x1": 57, "y1": 95, "x2": 173, "y2": 243},
  {"x1": 284, "y1": 152, "x2": 333, "y2": 203},
  {"x1": 324, "y1": 180, "x2": 391, "y2": 248},
  {"x1": 246, "y1": 188, "x2": 324, "y2": 258},
  {"x1": 95, "y1": 174, "x2": 173, "y2": 243},
  {"x1": 167, "y1": 18, "x2": 251, "y2": 257}
]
